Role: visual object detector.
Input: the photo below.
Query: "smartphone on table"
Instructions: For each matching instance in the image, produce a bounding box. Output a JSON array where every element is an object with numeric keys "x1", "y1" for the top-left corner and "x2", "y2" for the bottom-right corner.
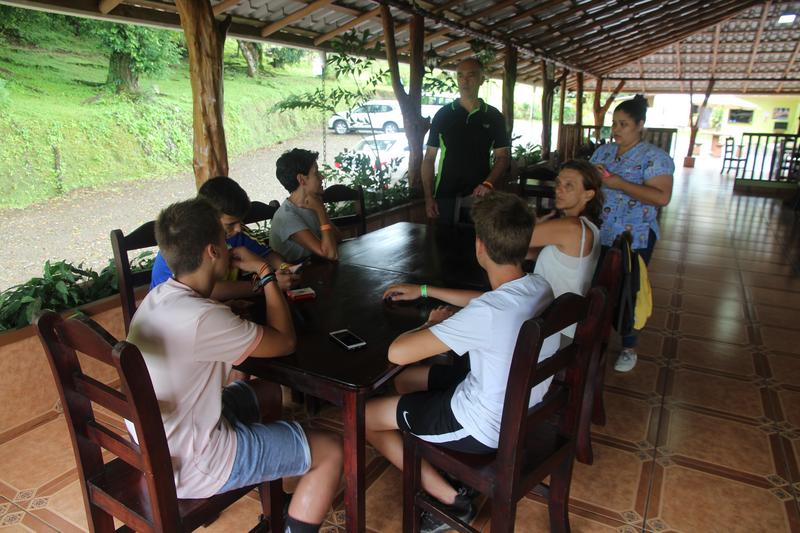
[{"x1": 329, "y1": 329, "x2": 367, "y2": 350}]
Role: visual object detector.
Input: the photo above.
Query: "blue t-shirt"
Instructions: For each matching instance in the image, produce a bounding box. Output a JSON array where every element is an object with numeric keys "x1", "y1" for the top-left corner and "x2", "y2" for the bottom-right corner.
[
  {"x1": 150, "y1": 228, "x2": 271, "y2": 289},
  {"x1": 590, "y1": 142, "x2": 675, "y2": 250}
]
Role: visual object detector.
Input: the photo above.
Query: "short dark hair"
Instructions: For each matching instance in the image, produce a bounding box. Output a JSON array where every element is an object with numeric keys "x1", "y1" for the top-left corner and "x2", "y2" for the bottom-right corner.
[
  {"x1": 560, "y1": 159, "x2": 605, "y2": 226},
  {"x1": 276, "y1": 149, "x2": 319, "y2": 193},
  {"x1": 155, "y1": 198, "x2": 223, "y2": 277},
  {"x1": 197, "y1": 176, "x2": 251, "y2": 219},
  {"x1": 615, "y1": 94, "x2": 648, "y2": 125},
  {"x1": 470, "y1": 192, "x2": 534, "y2": 266}
]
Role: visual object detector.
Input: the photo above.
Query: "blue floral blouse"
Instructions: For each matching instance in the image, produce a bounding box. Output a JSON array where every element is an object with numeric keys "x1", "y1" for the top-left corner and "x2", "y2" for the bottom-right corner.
[{"x1": 590, "y1": 142, "x2": 675, "y2": 250}]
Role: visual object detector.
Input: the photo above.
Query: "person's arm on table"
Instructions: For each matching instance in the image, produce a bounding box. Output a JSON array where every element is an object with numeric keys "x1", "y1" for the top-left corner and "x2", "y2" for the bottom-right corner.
[
  {"x1": 383, "y1": 283, "x2": 482, "y2": 308},
  {"x1": 387, "y1": 306, "x2": 454, "y2": 365},
  {"x1": 230, "y1": 247, "x2": 296, "y2": 357}
]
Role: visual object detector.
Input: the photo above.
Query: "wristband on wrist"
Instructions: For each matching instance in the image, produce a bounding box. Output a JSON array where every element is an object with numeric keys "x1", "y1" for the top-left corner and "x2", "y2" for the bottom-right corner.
[
  {"x1": 257, "y1": 262, "x2": 271, "y2": 277},
  {"x1": 252, "y1": 272, "x2": 277, "y2": 292},
  {"x1": 320, "y1": 223, "x2": 332, "y2": 232},
  {"x1": 481, "y1": 180, "x2": 494, "y2": 189},
  {"x1": 420, "y1": 284, "x2": 428, "y2": 298}
]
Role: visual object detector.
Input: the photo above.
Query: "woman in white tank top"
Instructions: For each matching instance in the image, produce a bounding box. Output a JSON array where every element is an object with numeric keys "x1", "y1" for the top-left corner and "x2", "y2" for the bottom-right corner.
[{"x1": 528, "y1": 161, "x2": 604, "y2": 335}]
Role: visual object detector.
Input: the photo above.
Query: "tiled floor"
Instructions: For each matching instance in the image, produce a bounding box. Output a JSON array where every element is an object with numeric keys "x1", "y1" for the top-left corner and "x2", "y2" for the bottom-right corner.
[{"x1": 2, "y1": 158, "x2": 800, "y2": 532}]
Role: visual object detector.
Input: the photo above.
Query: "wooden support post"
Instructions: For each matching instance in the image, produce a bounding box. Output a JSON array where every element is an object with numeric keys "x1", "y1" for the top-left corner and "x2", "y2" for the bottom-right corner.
[
  {"x1": 502, "y1": 46, "x2": 517, "y2": 140},
  {"x1": 684, "y1": 78, "x2": 715, "y2": 167},
  {"x1": 381, "y1": 5, "x2": 428, "y2": 190},
  {"x1": 175, "y1": 0, "x2": 230, "y2": 187},
  {"x1": 557, "y1": 69, "x2": 568, "y2": 154},
  {"x1": 541, "y1": 61, "x2": 556, "y2": 160},
  {"x1": 592, "y1": 77, "x2": 625, "y2": 138},
  {"x1": 98, "y1": 0, "x2": 122, "y2": 14},
  {"x1": 575, "y1": 72, "x2": 584, "y2": 129}
]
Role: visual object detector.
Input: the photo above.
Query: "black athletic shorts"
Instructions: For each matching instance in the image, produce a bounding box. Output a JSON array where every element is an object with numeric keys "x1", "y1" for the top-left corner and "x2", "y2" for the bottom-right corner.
[{"x1": 396, "y1": 363, "x2": 495, "y2": 454}]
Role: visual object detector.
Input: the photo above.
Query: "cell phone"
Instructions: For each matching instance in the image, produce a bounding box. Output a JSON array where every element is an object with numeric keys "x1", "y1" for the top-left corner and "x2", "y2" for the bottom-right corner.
[
  {"x1": 287, "y1": 287, "x2": 316, "y2": 301},
  {"x1": 329, "y1": 329, "x2": 367, "y2": 350}
]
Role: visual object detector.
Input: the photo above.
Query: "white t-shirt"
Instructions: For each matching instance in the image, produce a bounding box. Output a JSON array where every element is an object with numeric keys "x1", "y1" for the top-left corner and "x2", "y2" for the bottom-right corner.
[
  {"x1": 125, "y1": 278, "x2": 263, "y2": 498},
  {"x1": 429, "y1": 274, "x2": 559, "y2": 448}
]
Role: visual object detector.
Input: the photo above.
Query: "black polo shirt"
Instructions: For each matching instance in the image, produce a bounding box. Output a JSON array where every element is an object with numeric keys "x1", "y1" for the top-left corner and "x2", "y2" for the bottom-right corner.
[{"x1": 427, "y1": 99, "x2": 509, "y2": 197}]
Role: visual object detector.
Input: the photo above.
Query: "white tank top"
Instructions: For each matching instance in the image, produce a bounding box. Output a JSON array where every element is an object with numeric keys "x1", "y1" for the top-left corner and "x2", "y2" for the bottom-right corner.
[{"x1": 534, "y1": 217, "x2": 601, "y2": 336}]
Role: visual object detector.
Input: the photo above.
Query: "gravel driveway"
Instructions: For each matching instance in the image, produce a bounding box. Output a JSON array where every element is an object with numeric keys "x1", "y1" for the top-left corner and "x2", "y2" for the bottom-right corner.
[{"x1": 0, "y1": 131, "x2": 358, "y2": 291}]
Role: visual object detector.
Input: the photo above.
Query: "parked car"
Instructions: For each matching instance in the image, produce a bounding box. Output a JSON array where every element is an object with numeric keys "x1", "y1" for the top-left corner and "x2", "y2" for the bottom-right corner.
[
  {"x1": 334, "y1": 133, "x2": 412, "y2": 185},
  {"x1": 328, "y1": 99, "x2": 447, "y2": 135}
]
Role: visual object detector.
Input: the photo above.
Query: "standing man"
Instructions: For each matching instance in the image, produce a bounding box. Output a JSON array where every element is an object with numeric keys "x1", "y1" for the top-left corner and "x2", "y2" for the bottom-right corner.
[{"x1": 422, "y1": 58, "x2": 511, "y2": 224}]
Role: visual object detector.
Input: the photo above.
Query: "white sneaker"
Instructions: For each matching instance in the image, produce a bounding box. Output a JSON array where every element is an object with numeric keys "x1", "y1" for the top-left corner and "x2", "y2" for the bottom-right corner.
[{"x1": 614, "y1": 348, "x2": 637, "y2": 372}]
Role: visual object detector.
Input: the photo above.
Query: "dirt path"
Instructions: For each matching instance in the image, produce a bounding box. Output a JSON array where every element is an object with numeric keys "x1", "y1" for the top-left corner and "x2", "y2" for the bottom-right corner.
[{"x1": 0, "y1": 131, "x2": 356, "y2": 291}]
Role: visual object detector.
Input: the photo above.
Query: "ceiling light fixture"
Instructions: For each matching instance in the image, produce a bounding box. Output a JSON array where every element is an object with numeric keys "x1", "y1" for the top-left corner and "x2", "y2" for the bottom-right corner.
[{"x1": 777, "y1": 12, "x2": 796, "y2": 24}]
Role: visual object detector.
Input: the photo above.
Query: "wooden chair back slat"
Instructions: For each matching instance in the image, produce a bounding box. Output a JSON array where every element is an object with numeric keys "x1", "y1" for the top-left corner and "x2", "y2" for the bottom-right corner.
[
  {"x1": 110, "y1": 220, "x2": 157, "y2": 334},
  {"x1": 243, "y1": 200, "x2": 279, "y2": 225},
  {"x1": 323, "y1": 184, "x2": 367, "y2": 237},
  {"x1": 85, "y1": 421, "x2": 143, "y2": 470},
  {"x1": 74, "y1": 374, "x2": 132, "y2": 419},
  {"x1": 530, "y1": 344, "x2": 578, "y2": 388}
]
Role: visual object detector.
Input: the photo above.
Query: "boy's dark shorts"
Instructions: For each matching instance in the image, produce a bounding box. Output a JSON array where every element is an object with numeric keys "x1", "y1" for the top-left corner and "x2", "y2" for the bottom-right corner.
[{"x1": 396, "y1": 363, "x2": 495, "y2": 454}]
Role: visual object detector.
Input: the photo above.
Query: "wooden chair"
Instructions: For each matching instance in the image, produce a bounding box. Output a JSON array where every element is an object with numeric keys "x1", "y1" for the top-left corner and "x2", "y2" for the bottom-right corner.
[
  {"x1": 721, "y1": 137, "x2": 745, "y2": 174},
  {"x1": 34, "y1": 311, "x2": 284, "y2": 533},
  {"x1": 243, "y1": 200, "x2": 280, "y2": 225},
  {"x1": 323, "y1": 184, "x2": 367, "y2": 237},
  {"x1": 576, "y1": 247, "x2": 623, "y2": 465},
  {"x1": 518, "y1": 162, "x2": 557, "y2": 214},
  {"x1": 110, "y1": 220, "x2": 156, "y2": 334},
  {"x1": 402, "y1": 289, "x2": 606, "y2": 533}
]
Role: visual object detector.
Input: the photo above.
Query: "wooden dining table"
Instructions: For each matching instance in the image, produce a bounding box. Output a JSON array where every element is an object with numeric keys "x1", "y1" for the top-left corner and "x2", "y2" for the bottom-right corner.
[{"x1": 236, "y1": 222, "x2": 488, "y2": 532}]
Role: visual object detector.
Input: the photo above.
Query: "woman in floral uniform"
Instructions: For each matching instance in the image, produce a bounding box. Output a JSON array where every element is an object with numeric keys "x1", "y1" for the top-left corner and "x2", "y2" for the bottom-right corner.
[{"x1": 591, "y1": 94, "x2": 674, "y2": 372}]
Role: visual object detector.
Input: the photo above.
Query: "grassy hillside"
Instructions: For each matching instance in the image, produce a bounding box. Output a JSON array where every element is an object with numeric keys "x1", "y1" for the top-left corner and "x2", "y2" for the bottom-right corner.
[{"x1": 0, "y1": 14, "x2": 329, "y2": 209}]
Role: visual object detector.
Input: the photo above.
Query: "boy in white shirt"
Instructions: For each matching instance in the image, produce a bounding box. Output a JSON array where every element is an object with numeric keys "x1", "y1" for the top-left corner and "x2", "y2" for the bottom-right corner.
[
  {"x1": 128, "y1": 198, "x2": 342, "y2": 533},
  {"x1": 367, "y1": 192, "x2": 558, "y2": 533}
]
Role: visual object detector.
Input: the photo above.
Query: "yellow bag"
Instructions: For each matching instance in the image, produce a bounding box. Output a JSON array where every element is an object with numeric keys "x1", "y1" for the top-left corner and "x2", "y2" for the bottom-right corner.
[{"x1": 633, "y1": 254, "x2": 652, "y2": 330}]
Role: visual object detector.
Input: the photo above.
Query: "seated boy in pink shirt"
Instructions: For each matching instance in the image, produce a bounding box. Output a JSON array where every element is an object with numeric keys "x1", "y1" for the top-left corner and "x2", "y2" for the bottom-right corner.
[{"x1": 127, "y1": 198, "x2": 342, "y2": 533}]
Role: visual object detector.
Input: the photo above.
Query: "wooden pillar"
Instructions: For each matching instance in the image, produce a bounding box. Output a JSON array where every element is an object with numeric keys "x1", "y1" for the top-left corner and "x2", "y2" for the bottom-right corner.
[
  {"x1": 175, "y1": 0, "x2": 230, "y2": 188},
  {"x1": 502, "y1": 46, "x2": 517, "y2": 140},
  {"x1": 381, "y1": 5, "x2": 428, "y2": 189},
  {"x1": 541, "y1": 61, "x2": 556, "y2": 160},
  {"x1": 592, "y1": 77, "x2": 625, "y2": 138},
  {"x1": 575, "y1": 72, "x2": 584, "y2": 129},
  {"x1": 557, "y1": 69, "x2": 568, "y2": 154},
  {"x1": 685, "y1": 78, "x2": 715, "y2": 167}
]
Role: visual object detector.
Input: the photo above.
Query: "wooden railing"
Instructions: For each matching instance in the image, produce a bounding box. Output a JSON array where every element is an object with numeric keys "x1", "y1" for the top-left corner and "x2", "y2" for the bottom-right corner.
[
  {"x1": 558, "y1": 125, "x2": 678, "y2": 161},
  {"x1": 737, "y1": 133, "x2": 799, "y2": 183}
]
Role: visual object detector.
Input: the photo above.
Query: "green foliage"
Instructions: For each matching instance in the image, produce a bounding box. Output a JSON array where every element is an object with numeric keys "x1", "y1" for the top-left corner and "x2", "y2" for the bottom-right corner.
[
  {"x1": 0, "y1": 252, "x2": 154, "y2": 332},
  {"x1": 265, "y1": 45, "x2": 306, "y2": 69},
  {"x1": 85, "y1": 21, "x2": 181, "y2": 79},
  {"x1": 0, "y1": 78, "x2": 9, "y2": 110},
  {"x1": 513, "y1": 142, "x2": 543, "y2": 167},
  {"x1": 322, "y1": 150, "x2": 409, "y2": 216}
]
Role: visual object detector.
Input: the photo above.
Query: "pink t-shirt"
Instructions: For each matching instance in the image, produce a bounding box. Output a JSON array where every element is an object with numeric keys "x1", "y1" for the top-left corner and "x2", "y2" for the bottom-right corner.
[{"x1": 126, "y1": 278, "x2": 263, "y2": 498}]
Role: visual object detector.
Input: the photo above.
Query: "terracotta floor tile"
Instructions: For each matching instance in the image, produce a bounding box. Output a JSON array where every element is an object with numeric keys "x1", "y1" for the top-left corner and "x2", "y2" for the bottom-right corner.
[
  {"x1": 678, "y1": 293, "x2": 747, "y2": 320},
  {"x1": 475, "y1": 497, "x2": 626, "y2": 532},
  {"x1": 569, "y1": 444, "x2": 649, "y2": 517},
  {"x1": 646, "y1": 308, "x2": 669, "y2": 330},
  {"x1": 0, "y1": 418, "x2": 76, "y2": 492},
  {"x1": 753, "y1": 305, "x2": 800, "y2": 331},
  {"x1": 661, "y1": 408, "x2": 778, "y2": 478},
  {"x1": 684, "y1": 253, "x2": 740, "y2": 269},
  {"x1": 669, "y1": 369, "x2": 764, "y2": 419},
  {"x1": 651, "y1": 466, "x2": 792, "y2": 532},
  {"x1": 675, "y1": 338, "x2": 755, "y2": 376},
  {"x1": 201, "y1": 492, "x2": 266, "y2": 532},
  {"x1": 651, "y1": 248, "x2": 682, "y2": 262},
  {"x1": 761, "y1": 326, "x2": 800, "y2": 355},
  {"x1": 652, "y1": 287, "x2": 672, "y2": 309},
  {"x1": 680, "y1": 278, "x2": 744, "y2": 301},
  {"x1": 364, "y1": 465, "x2": 403, "y2": 533},
  {"x1": 767, "y1": 354, "x2": 800, "y2": 386},
  {"x1": 749, "y1": 287, "x2": 800, "y2": 310},
  {"x1": 737, "y1": 259, "x2": 797, "y2": 277},
  {"x1": 647, "y1": 272, "x2": 677, "y2": 291},
  {"x1": 677, "y1": 313, "x2": 749, "y2": 345},
  {"x1": 681, "y1": 264, "x2": 740, "y2": 284},
  {"x1": 777, "y1": 390, "x2": 800, "y2": 428},
  {"x1": 592, "y1": 392, "x2": 659, "y2": 447},
  {"x1": 741, "y1": 272, "x2": 800, "y2": 293},
  {"x1": 686, "y1": 243, "x2": 737, "y2": 258},
  {"x1": 647, "y1": 259, "x2": 681, "y2": 275}
]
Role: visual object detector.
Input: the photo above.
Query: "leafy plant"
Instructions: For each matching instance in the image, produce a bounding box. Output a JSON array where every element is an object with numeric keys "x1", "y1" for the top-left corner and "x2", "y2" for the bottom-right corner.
[
  {"x1": 513, "y1": 142, "x2": 543, "y2": 167},
  {"x1": 0, "y1": 252, "x2": 154, "y2": 332},
  {"x1": 0, "y1": 78, "x2": 9, "y2": 110},
  {"x1": 322, "y1": 150, "x2": 409, "y2": 216}
]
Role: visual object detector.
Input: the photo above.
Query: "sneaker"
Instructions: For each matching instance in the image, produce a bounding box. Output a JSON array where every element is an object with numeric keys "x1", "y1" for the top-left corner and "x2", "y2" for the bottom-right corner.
[
  {"x1": 614, "y1": 348, "x2": 637, "y2": 372},
  {"x1": 437, "y1": 469, "x2": 480, "y2": 500},
  {"x1": 419, "y1": 487, "x2": 476, "y2": 533}
]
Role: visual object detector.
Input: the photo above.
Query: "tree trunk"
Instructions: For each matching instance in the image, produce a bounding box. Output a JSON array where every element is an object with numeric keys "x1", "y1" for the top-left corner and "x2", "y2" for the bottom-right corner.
[
  {"x1": 107, "y1": 51, "x2": 139, "y2": 93},
  {"x1": 557, "y1": 69, "x2": 568, "y2": 152},
  {"x1": 592, "y1": 78, "x2": 625, "y2": 139},
  {"x1": 238, "y1": 40, "x2": 258, "y2": 77},
  {"x1": 575, "y1": 72, "x2": 584, "y2": 129},
  {"x1": 541, "y1": 61, "x2": 556, "y2": 160},
  {"x1": 381, "y1": 6, "x2": 428, "y2": 190},
  {"x1": 175, "y1": 0, "x2": 230, "y2": 188},
  {"x1": 502, "y1": 47, "x2": 517, "y2": 141}
]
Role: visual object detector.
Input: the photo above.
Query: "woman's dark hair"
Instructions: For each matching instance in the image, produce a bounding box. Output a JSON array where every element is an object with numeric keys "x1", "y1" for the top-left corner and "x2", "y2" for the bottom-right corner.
[
  {"x1": 276, "y1": 148, "x2": 319, "y2": 193},
  {"x1": 614, "y1": 94, "x2": 648, "y2": 125},
  {"x1": 560, "y1": 159, "x2": 605, "y2": 226}
]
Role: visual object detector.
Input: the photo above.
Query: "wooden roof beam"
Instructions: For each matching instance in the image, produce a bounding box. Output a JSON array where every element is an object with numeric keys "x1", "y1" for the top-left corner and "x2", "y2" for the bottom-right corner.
[
  {"x1": 212, "y1": 0, "x2": 241, "y2": 15},
  {"x1": 744, "y1": 0, "x2": 771, "y2": 92},
  {"x1": 366, "y1": 0, "x2": 463, "y2": 49},
  {"x1": 313, "y1": 6, "x2": 380, "y2": 46},
  {"x1": 710, "y1": 24, "x2": 721, "y2": 77},
  {"x1": 98, "y1": 0, "x2": 122, "y2": 14},
  {"x1": 675, "y1": 41, "x2": 683, "y2": 92},
  {"x1": 260, "y1": 0, "x2": 335, "y2": 38}
]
